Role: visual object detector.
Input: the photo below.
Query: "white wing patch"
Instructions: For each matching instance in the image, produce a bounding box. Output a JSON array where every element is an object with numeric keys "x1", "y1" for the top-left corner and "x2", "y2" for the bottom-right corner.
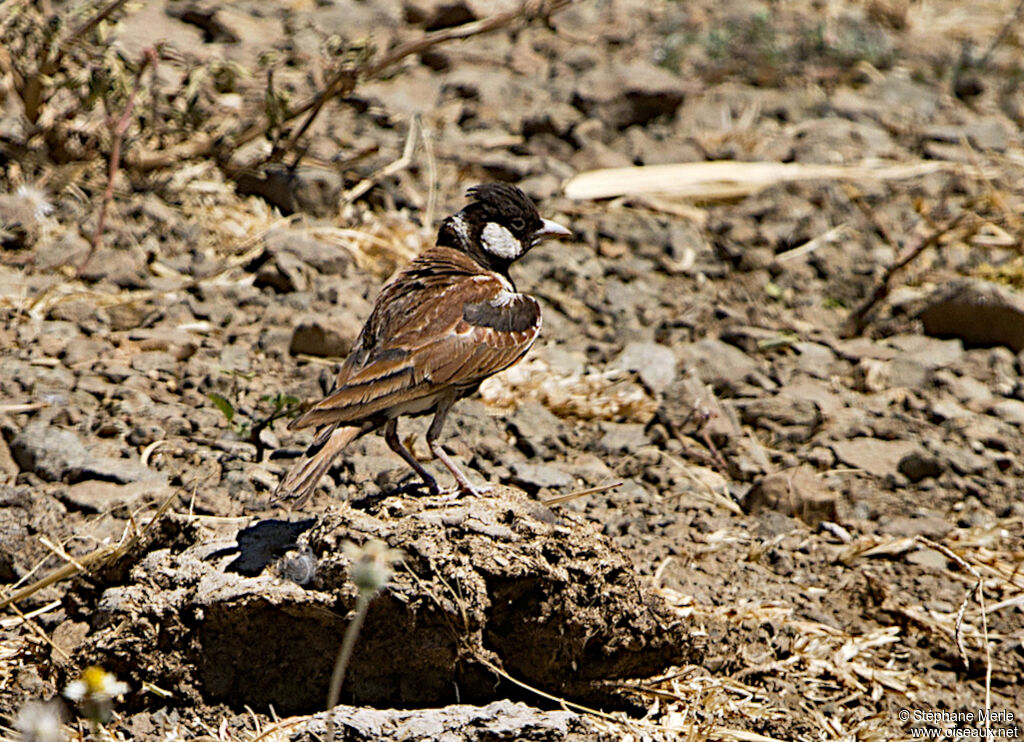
[
  {"x1": 481, "y1": 222, "x2": 522, "y2": 260},
  {"x1": 491, "y1": 289, "x2": 517, "y2": 307}
]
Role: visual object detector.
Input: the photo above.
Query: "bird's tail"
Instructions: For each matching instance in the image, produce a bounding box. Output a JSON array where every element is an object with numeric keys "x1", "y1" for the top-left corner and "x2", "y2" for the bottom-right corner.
[{"x1": 273, "y1": 425, "x2": 361, "y2": 508}]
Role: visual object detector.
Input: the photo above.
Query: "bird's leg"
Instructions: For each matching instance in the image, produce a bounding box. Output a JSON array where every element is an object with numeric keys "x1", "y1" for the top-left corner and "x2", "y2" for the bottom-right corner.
[
  {"x1": 384, "y1": 418, "x2": 440, "y2": 495},
  {"x1": 426, "y1": 397, "x2": 488, "y2": 496}
]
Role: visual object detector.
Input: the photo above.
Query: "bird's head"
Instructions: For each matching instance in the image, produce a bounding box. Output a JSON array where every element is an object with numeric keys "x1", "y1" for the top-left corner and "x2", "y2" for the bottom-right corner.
[{"x1": 438, "y1": 183, "x2": 571, "y2": 270}]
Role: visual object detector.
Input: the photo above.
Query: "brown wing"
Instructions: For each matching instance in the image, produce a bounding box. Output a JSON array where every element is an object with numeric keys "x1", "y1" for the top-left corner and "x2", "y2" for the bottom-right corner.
[{"x1": 290, "y1": 252, "x2": 540, "y2": 430}]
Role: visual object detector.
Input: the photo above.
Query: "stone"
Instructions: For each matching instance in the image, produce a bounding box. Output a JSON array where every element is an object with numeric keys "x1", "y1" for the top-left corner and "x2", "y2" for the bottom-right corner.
[
  {"x1": 130, "y1": 351, "x2": 177, "y2": 375},
  {"x1": 659, "y1": 369, "x2": 742, "y2": 443},
  {"x1": 509, "y1": 462, "x2": 574, "y2": 491},
  {"x1": 568, "y1": 453, "x2": 615, "y2": 484},
  {"x1": 991, "y1": 398, "x2": 1024, "y2": 426},
  {"x1": 0, "y1": 437, "x2": 19, "y2": 485},
  {"x1": 929, "y1": 396, "x2": 973, "y2": 423},
  {"x1": 784, "y1": 380, "x2": 845, "y2": 418},
  {"x1": 78, "y1": 247, "x2": 148, "y2": 289},
  {"x1": 263, "y1": 228, "x2": 351, "y2": 276},
  {"x1": 888, "y1": 335, "x2": 965, "y2": 369},
  {"x1": 302, "y1": 700, "x2": 599, "y2": 741},
  {"x1": 506, "y1": 402, "x2": 567, "y2": 459},
  {"x1": 62, "y1": 337, "x2": 114, "y2": 367},
  {"x1": 11, "y1": 425, "x2": 89, "y2": 482},
  {"x1": 787, "y1": 118, "x2": 901, "y2": 163},
  {"x1": 879, "y1": 515, "x2": 951, "y2": 539},
  {"x1": 830, "y1": 438, "x2": 918, "y2": 479},
  {"x1": 596, "y1": 422, "x2": 648, "y2": 455},
  {"x1": 35, "y1": 232, "x2": 90, "y2": 271},
  {"x1": 127, "y1": 423, "x2": 166, "y2": 447},
  {"x1": 572, "y1": 62, "x2": 686, "y2": 130},
  {"x1": 676, "y1": 338, "x2": 760, "y2": 395},
  {"x1": 165, "y1": 1, "x2": 242, "y2": 42},
  {"x1": 11, "y1": 423, "x2": 162, "y2": 484},
  {"x1": 289, "y1": 314, "x2": 362, "y2": 358},
  {"x1": 253, "y1": 249, "x2": 309, "y2": 293},
  {"x1": 521, "y1": 102, "x2": 583, "y2": 139},
  {"x1": 736, "y1": 394, "x2": 821, "y2": 439},
  {"x1": 59, "y1": 480, "x2": 174, "y2": 513},
  {"x1": 404, "y1": 0, "x2": 475, "y2": 29},
  {"x1": 235, "y1": 166, "x2": 343, "y2": 216},
  {"x1": 569, "y1": 140, "x2": 634, "y2": 171},
  {"x1": 941, "y1": 372, "x2": 994, "y2": 409},
  {"x1": 923, "y1": 120, "x2": 1008, "y2": 152},
  {"x1": 906, "y1": 547, "x2": 950, "y2": 570},
  {"x1": 791, "y1": 341, "x2": 840, "y2": 379},
  {"x1": 744, "y1": 466, "x2": 837, "y2": 526},
  {"x1": 615, "y1": 341, "x2": 677, "y2": 394},
  {"x1": 105, "y1": 303, "x2": 149, "y2": 332},
  {"x1": 218, "y1": 344, "x2": 251, "y2": 374},
  {"x1": 919, "y1": 278, "x2": 1024, "y2": 353},
  {"x1": 898, "y1": 450, "x2": 944, "y2": 482}
]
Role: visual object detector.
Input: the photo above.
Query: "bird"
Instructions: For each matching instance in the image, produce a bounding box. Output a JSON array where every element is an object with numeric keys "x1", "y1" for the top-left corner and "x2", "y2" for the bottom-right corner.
[{"x1": 274, "y1": 183, "x2": 572, "y2": 507}]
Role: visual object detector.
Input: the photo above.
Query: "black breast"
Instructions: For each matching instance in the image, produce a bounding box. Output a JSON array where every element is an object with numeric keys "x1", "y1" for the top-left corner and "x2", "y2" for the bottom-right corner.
[{"x1": 463, "y1": 295, "x2": 540, "y2": 333}]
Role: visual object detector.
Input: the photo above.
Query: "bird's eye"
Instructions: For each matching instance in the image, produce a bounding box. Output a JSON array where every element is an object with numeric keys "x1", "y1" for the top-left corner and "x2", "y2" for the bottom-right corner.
[{"x1": 510, "y1": 217, "x2": 525, "y2": 232}]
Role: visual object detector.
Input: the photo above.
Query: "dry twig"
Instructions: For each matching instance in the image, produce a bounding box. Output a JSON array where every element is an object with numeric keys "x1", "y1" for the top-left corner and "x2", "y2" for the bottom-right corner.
[
  {"x1": 913, "y1": 536, "x2": 992, "y2": 729},
  {"x1": 124, "y1": 0, "x2": 571, "y2": 173},
  {"x1": 341, "y1": 115, "x2": 421, "y2": 205},
  {"x1": 78, "y1": 47, "x2": 158, "y2": 276},
  {"x1": 843, "y1": 210, "x2": 971, "y2": 336}
]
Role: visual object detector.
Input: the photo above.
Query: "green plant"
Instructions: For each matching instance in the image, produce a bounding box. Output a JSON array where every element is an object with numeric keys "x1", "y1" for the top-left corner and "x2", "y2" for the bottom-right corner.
[{"x1": 207, "y1": 390, "x2": 301, "y2": 459}]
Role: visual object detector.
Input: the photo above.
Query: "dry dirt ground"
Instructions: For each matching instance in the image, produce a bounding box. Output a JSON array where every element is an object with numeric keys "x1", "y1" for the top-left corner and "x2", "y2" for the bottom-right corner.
[{"x1": 1, "y1": 0, "x2": 1024, "y2": 740}]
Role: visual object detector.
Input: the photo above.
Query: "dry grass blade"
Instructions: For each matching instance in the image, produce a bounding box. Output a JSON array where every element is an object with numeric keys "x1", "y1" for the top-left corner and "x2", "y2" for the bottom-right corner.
[
  {"x1": 0, "y1": 402, "x2": 51, "y2": 413},
  {"x1": 913, "y1": 536, "x2": 992, "y2": 729},
  {"x1": 775, "y1": 223, "x2": 851, "y2": 262},
  {"x1": 479, "y1": 656, "x2": 787, "y2": 742},
  {"x1": 0, "y1": 591, "x2": 70, "y2": 661},
  {"x1": 563, "y1": 160, "x2": 987, "y2": 201},
  {"x1": 541, "y1": 480, "x2": 622, "y2": 505},
  {"x1": 341, "y1": 115, "x2": 421, "y2": 205},
  {"x1": 0, "y1": 487, "x2": 179, "y2": 611}
]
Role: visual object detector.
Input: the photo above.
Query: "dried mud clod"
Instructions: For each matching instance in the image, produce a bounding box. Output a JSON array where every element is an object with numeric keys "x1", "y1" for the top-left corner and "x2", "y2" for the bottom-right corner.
[{"x1": 71, "y1": 486, "x2": 699, "y2": 716}]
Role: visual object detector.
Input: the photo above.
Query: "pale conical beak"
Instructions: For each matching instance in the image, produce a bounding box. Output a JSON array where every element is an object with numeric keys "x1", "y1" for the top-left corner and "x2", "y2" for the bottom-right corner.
[{"x1": 532, "y1": 218, "x2": 572, "y2": 245}]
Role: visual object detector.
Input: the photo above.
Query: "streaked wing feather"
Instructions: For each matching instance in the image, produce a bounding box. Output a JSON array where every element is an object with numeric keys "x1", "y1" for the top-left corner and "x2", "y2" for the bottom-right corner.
[{"x1": 290, "y1": 265, "x2": 538, "y2": 430}]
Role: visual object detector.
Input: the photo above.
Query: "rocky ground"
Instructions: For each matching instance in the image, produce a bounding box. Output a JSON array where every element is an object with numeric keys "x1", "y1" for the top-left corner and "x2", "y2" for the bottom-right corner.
[{"x1": 2, "y1": 0, "x2": 1024, "y2": 739}]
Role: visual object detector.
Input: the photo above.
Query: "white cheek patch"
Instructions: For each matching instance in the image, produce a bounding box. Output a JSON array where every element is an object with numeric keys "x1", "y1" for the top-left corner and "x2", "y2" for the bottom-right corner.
[{"x1": 481, "y1": 222, "x2": 522, "y2": 260}]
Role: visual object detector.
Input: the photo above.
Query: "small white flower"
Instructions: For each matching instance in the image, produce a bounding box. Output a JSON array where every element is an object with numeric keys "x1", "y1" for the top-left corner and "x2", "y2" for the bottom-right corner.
[
  {"x1": 14, "y1": 699, "x2": 64, "y2": 742},
  {"x1": 64, "y1": 666, "x2": 129, "y2": 702},
  {"x1": 15, "y1": 185, "x2": 54, "y2": 221},
  {"x1": 343, "y1": 539, "x2": 403, "y2": 594},
  {"x1": 64, "y1": 667, "x2": 129, "y2": 726},
  {"x1": 62, "y1": 680, "x2": 87, "y2": 703}
]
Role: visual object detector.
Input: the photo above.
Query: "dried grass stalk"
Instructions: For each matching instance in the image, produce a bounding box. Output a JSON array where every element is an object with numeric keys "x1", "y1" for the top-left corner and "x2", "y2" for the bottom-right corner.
[{"x1": 564, "y1": 160, "x2": 988, "y2": 201}]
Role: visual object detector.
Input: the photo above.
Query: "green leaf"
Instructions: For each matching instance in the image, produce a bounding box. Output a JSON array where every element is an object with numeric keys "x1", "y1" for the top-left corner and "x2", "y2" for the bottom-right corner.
[
  {"x1": 207, "y1": 393, "x2": 235, "y2": 423},
  {"x1": 262, "y1": 392, "x2": 301, "y2": 412}
]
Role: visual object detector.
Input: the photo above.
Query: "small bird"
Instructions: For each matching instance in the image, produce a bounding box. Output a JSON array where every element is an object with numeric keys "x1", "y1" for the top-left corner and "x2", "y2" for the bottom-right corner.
[{"x1": 274, "y1": 184, "x2": 571, "y2": 507}]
